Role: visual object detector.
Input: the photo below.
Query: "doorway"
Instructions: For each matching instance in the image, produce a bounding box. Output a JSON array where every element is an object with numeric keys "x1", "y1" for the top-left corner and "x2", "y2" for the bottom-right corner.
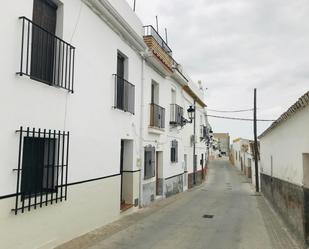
[
  {"x1": 120, "y1": 139, "x2": 134, "y2": 211},
  {"x1": 156, "y1": 151, "x2": 163, "y2": 196}
]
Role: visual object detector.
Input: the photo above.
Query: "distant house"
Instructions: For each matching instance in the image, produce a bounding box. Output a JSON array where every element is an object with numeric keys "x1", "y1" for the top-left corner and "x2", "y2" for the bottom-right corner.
[
  {"x1": 259, "y1": 91, "x2": 309, "y2": 245},
  {"x1": 213, "y1": 133, "x2": 230, "y2": 156},
  {"x1": 231, "y1": 138, "x2": 260, "y2": 186}
]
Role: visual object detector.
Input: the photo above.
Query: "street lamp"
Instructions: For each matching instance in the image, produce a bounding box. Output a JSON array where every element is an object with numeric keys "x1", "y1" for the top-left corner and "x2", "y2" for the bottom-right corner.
[{"x1": 187, "y1": 105, "x2": 195, "y2": 122}]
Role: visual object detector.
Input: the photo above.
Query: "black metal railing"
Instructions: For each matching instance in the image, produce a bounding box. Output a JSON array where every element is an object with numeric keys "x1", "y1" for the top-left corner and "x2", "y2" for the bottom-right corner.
[
  {"x1": 150, "y1": 103, "x2": 165, "y2": 129},
  {"x1": 200, "y1": 125, "x2": 208, "y2": 140},
  {"x1": 12, "y1": 126, "x2": 69, "y2": 215},
  {"x1": 17, "y1": 16, "x2": 75, "y2": 93},
  {"x1": 143, "y1": 25, "x2": 172, "y2": 54},
  {"x1": 113, "y1": 74, "x2": 135, "y2": 114},
  {"x1": 170, "y1": 104, "x2": 183, "y2": 126}
]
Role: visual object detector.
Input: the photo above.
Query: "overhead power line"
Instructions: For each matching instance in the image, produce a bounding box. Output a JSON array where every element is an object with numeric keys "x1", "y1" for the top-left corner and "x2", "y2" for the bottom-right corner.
[
  {"x1": 206, "y1": 114, "x2": 276, "y2": 122},
  {"x1": 207, "y1": 108, "x2": 254, "y2": 113}
]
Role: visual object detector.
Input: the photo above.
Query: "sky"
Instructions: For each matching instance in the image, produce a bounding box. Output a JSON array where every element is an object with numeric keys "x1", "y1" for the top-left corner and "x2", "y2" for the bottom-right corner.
[{"x1": 126, "y1": 0, "x2": 309, "y2": 140}]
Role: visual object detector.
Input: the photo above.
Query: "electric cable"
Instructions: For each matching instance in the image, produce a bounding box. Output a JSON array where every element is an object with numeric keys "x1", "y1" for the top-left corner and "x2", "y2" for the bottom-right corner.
[
  {"x1": 206, "y1": 114, "x2": 276, "y2": 122},
  {"x1": 207, "y1": 108, "x2": 254, "y2": 113}
]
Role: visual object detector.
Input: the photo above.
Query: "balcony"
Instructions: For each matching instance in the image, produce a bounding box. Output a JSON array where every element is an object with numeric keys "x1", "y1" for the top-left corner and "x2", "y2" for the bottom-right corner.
[
  {"x1": 113, "y1": 74, "x2": 135, "y2": 114},
  {"x1": 150, "y1": 103, "x2": 165, "y2": 129},
  {"x1": 17, "y1": 16, "x2": 75, "y2": 93},
  {"x1": 143, "y1": 25, "x2": 173, "y2": 71},
  {"x1": 200, "y1": 125, "x2": 208, "y2": 141},
  {"x1": 170, "y1": 104, "x2": 183, "y2": 126}
]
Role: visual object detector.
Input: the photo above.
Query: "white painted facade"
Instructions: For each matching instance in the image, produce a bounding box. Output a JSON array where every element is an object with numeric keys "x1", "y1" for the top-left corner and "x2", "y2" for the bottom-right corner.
[
  {"x1": 231, "y1": 138, "x2": 260, "y2": 187},
  {"x1": 0, "y1": 0, "x2": 210, "y2": 248},
  {"x1": 259, "y1": 104, "x2": 309, "y2": 186}
]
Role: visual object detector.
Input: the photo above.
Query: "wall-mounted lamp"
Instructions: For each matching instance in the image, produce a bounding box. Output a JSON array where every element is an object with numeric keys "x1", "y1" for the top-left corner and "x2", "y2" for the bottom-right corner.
[{"x1": 181, "y1": 105, "x2": 195, "y2": 126}]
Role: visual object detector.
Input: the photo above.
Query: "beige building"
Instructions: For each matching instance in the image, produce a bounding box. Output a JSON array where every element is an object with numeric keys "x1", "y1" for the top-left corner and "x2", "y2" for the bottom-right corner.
[{"x1": 213, "y1": 133, "x2": 230, "y2": 155}]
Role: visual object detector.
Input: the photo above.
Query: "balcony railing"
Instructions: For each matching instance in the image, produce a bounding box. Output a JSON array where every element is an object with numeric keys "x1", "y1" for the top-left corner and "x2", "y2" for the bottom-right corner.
[
  {"x1": 200, "y1": 125, "x2": 208, "y2": 140},
  {"x1": 170, "y1": 104, "x2": 183, "y2": 126},
  {"x1": 143, "y1": 25, "x2": 173, "y2": 70},
  {"x1": 113, "y1": 74, "x2": 135, "y2": 114},
  {"x1": 143, "y1": 25, "x2": 172, "y2": 54},
  {"x1": 150, "y1": 103, "x2": 165, "y2": 129},
  {"x1": 17, "y1": 16, "x2": 75, "y2": 93}
]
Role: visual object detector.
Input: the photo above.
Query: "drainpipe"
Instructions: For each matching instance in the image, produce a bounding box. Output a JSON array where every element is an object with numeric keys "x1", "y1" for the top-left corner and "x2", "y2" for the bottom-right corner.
[
  {"x1": 193, "y1": 100, "x2": 196, "y2": 185},
  {"x1": 138, "y1": 53, "x2": 146, "y2": 208}
]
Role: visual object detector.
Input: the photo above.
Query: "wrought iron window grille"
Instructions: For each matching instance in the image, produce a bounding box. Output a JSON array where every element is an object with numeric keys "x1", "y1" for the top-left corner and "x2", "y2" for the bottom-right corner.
[{"x1": 12, "y1": 126, "x2": 69, "y2": 215}]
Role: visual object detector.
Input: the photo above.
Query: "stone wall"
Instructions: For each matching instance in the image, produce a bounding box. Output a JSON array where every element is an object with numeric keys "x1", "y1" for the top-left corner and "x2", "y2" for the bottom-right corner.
[
  {"x1": 188, "y1": 168, "x2": 207, "y2": 189},
  {"x1": 260, "y1": 173, "x2": 305, "y2": 243},
  {"x1": 142, "y1": 181, "x2": 156, "y2": 206},
  {"x1": 164, "y1": 175, "x2": 183, "y2": 198}
]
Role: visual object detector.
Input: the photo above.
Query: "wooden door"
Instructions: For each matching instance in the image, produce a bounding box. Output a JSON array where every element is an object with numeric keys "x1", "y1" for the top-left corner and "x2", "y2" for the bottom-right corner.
[
  {"x1": 31, "y1": 0, "x2": 57, "y2": 83},
  {"x1": 117, "y1": 54, "x2": 125, "y2": 109},
  {"x1": 156, "y1": 152, "x2": 159, "y2": 195}
]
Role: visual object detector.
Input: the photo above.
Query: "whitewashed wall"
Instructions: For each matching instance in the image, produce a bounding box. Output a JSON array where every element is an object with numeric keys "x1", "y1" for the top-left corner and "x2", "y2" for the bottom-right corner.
[
  {"x1": 260, "y1": 106, "x2": 309, "y2": 186},
  {"x1": 0, "y1": 0, "x2": 142, "y2": 196},
  {"x1": 0, "y1": 0, "x2": 143, "y2": 248}
]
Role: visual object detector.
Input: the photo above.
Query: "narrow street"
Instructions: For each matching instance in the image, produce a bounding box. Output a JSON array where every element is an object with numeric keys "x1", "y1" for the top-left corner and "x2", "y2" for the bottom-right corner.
[{"x1": 58, "y1": 159, "x2": 300, "y2": 249}]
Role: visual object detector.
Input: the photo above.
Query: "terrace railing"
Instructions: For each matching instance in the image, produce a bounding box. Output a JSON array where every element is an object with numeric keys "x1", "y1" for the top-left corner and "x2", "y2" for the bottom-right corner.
[
  {"x1": 113, "y1": 74, "x2": 135, "y2": 114},
  {"x1": 17, "y1": 16, "x2": 75, "y2": 93},
  {"x1": 143, "y1": 25, "x2": 172, "y2": 54},
  {"x1": 150, "y1": 103, "x2": 165, "y2": 129}
]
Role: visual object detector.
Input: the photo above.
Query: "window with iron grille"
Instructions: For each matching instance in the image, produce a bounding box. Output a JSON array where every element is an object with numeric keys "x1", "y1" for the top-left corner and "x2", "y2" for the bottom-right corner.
[
  {"x1": 144, "y1": 146, "x2": 155, "y2": 179},
  {"x1": 13, "y1": 127, "x2": 69, "y2": 214},
  {"x1": 171, "y1": 140, "x2": 178, "y2": 163}
]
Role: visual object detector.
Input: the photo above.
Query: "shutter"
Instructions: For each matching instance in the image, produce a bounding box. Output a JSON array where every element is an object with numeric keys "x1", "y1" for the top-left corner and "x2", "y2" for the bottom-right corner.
[
  {"x1": 144, "y1": 146, "x2": 155, "y2": 179},
  {"x1": 31, "y1": 0, "x2": 57, "y2": 83},
  {"x1": 170, "y1": 141, "x2": 173, "y2": 162},
  {"x1": 175, "y1": 141, "x2": 178, "y2": 162},
  {"x1": 151, "y1": 146, "x2": 155, "y2": 177},
  {"x1": 21, "y1": 137, "x2": 45, "y2": 197},
  {"x1": 144, "y1": 148, "x2": 149, "y2": 179}
]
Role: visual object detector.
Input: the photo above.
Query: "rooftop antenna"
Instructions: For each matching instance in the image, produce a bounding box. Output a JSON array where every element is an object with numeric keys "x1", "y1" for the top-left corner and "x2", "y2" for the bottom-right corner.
[
  {"x1": 133, "y1": 0, "x2": 136, "y2": 12},
  {"x1": 156, "y1": 15, "x2": 159, "y2": 32},
  {"x1": 165, "y1": 28, "x2": 168, "y2": 44}
]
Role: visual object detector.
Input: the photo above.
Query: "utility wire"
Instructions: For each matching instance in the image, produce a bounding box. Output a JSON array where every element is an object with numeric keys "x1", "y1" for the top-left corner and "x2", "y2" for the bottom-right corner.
[
  {"x1": 206, "y1": 114, "x2": 276, "y2": 122},
  {"x1": 207, "y1": 108, "x2": 254, "y2": 113}
]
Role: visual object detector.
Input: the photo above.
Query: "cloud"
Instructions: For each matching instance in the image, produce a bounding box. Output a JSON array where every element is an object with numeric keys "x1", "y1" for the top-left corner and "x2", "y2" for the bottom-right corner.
[{"x1": 128, "y1": 0, "x2": 309, "y2": 139}]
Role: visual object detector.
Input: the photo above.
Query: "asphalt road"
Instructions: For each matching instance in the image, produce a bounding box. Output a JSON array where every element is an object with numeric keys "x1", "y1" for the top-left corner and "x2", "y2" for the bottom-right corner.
[{"x1": 58, "y1": 159, "x2": 300, "y2": 249}]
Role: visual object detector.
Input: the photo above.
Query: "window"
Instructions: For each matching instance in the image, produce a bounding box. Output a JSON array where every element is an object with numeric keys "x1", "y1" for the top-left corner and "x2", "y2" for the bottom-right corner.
[
  {"x1": 144, "y1": 146, "x2": 155, "y2": 179},
  {"x1": 171, "y1": 140, "x2": 178, "y2": 163},
  {"x1": 18, "y1": 0, "x2": 75, "y2": 92},
  {"x1": 21, "y1": 137, "x2": 57, "y2": 197},
  {"x1": 13, "y1": 127, "x2": 69, "y2": 214},
  {"x1": 114, "y1": 53, "x2": 134, "y2": 114}
]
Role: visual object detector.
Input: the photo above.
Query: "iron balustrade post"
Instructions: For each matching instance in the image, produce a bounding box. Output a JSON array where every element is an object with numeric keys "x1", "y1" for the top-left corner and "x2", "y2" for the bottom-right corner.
[
  {"x1": 60, "y1": 131, "x2": 65, "y2": 201},
  {"x1": 65, "y1": 132, "x2": 70, "y2": 200},
  {"x1": 14, "y1": 126, "x2": 23, "y2": 215},
  {"x1": 40, "y1": 129, "x2": 46, "y2": 207},
  {"x1": 55, "y1": 130, "x2": 61, "y2": 203}
]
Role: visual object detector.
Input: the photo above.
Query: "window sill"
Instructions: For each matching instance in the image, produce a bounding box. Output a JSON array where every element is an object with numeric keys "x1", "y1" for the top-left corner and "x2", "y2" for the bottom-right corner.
[{"x1": 148, "y1": 126, "x2": 165, "y2": 135}]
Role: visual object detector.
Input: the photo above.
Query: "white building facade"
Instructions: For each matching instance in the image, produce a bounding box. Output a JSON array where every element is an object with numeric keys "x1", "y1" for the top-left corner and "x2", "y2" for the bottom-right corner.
[
  {"x1": 259, "y1": 91, "x2": 309, "y2": 245},
  {"x1": 231, "y1": 138, "x2": 260, "y2": 187},
  {"x1": 0, "y1": 0, "x2": 210, "y2": 248}
]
